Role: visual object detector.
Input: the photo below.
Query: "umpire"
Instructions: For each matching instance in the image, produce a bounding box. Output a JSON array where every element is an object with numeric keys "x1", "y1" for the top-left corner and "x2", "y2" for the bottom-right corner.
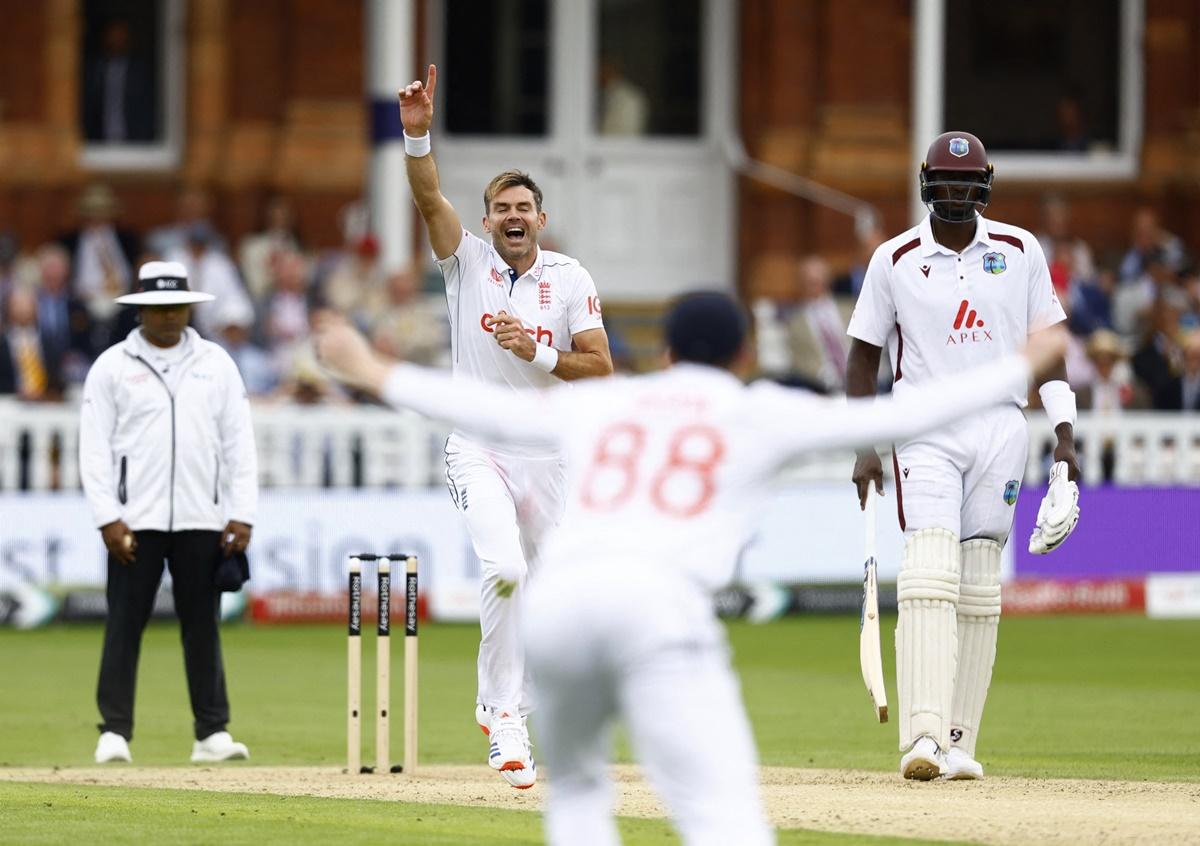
[{"x1": 80, "y1": 260, "x2": 258, "y2": 764}]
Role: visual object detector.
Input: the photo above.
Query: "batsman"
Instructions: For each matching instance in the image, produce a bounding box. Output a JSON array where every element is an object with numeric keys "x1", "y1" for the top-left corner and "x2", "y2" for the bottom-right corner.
[{"x1": 846, "y1": 131, "x2": 1081, "y2": 781}]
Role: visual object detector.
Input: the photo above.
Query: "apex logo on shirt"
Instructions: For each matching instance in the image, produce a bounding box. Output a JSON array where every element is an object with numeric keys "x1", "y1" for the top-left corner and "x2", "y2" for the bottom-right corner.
[
  {"x1": 946, "y1": 299, "x2": 993, "y2": 346},
  {"x1": 920, "y1": 265, "x2": 931, "y2": 278}
]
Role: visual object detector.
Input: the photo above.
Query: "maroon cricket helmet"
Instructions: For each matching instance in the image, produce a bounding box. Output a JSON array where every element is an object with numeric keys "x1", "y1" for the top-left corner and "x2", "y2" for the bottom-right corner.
[{"x1": 919, "y1": 131, "x2": 994, "y2": 223}]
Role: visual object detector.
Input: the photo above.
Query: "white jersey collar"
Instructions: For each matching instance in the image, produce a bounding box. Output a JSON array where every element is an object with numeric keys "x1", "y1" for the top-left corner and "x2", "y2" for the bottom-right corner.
[
  {"x1": 490, "y1": 243, "x2": 545, "y2": 283},
  {"x1": 918, "y1": 215, "x2": 997, "y2": 258}
]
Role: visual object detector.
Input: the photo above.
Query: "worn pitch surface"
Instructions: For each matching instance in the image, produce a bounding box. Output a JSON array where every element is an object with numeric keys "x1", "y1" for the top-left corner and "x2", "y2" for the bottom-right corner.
[{"x1": 2, "y1": 764, "x2": 1196, "y2": 845}]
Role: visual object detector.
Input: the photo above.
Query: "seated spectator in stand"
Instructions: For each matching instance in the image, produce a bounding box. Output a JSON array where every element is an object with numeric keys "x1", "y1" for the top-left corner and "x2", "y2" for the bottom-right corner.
[
  {"x1": 1077, "y1": 329, "x2": 1146, "y2": 481},
  {"x1": 212, "y1": 300, "x2": 278, "y2": 398},
  {"x1": 1078, "y1": 329, "x2": 1146, "y2": 413},
  {"x1": 239, "y1": 195, "x2": 302, "y2": 305},
  {"x1": 364, "y1": 267, "x2": 449, "y2": 368},
  {"x1": 1178, "y1": 265, "x2": 1200, "y2": 331},
  {"x1": 319, "y1": 233, "x2": 384, "y2": 323},
  {"x1": 1119, "y1": 207, "x2": 1186, "y2": 285},
  {"x1": 164, "y1": 222, "x2": 252, "y2": 339},
  {"x1": 0, "y1": 287, "x2": 62, "y2": 401},
  {"x1": 59, "y1": 183, "x2": 137, "y2": 334},
  {"x1": 1037, "y1": 195, "x2": 1096, "y2": 281},
  {"x1": 784, "y1": 256, "x2": 853, "y2": 393},
  {"x1": 1131, "y1": 292, "x2": 1185, "y2": 404},
  {"x1": 33, "y1": 244, "x2": 94, "y2": 385},
  {"x1": 1113, "y1": 247, "x2": 1178, "y2": 337},
  {"x1": 147, "y1": 187, "x2": 227, "y2": 257},
  {"x1": 1153, "y1": 330, "x2": 1200, "y2": 412},
  {"x1": 261, "y1": 250, "x2": 315, "y2": 374},
  {"x1": 1068, "y1": 265, "x2": 1115, "y2": 336},
  {"x1": 0, "y1": 232, "x2": 38, "y2": 320},
  {"x1": 833, "y1": 220, "x2": 885, "y2": 298},
  {"x1": 274, "y1": 329, "x2": 343, "y2": 406}
]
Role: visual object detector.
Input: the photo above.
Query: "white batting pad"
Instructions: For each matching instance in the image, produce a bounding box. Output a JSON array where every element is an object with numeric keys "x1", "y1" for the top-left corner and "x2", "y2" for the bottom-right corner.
[
  {"x1": 951, "y1": 539, "x2": 1002, "y2": 758},
  {"x1": 1029, "y1": 461, "x2": 1080, "y2": 554},
  {"x1": 896, "y1": 528, "x2": 961, "y2": 750}
]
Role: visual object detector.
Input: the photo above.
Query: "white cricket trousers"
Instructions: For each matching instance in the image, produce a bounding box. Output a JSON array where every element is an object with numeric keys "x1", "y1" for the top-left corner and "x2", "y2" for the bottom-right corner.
[
  {"x1": 892, "y1": 404, "x2": 1028, "y2": 542},
  {"x1": 523, "y1": 565, "x2": 774, "y2": 846},
  {"x1": 445, "y1": 435, "x2": 566, "y2": 717}
]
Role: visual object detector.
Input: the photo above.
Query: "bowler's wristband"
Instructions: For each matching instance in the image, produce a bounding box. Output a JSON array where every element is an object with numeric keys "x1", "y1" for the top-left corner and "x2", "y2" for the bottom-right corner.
[
  {"x1": 404, "y1": 132, "x2": 431, "y2": 157},
  {"x1": 531, "y1": 344, "x2": 559, "y2": 373}
]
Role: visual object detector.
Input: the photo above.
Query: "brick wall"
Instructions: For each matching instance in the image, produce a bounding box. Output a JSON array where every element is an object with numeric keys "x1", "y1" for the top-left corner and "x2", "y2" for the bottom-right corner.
[{"x1": 739, "y1": 0, "x2": 1200, "y2": 300}]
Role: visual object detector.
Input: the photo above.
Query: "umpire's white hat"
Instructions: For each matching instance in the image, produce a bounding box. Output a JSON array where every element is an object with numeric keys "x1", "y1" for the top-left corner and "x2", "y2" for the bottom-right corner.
[{"x1": 115, "y1": 261, "x2": 216, "y2": 306}]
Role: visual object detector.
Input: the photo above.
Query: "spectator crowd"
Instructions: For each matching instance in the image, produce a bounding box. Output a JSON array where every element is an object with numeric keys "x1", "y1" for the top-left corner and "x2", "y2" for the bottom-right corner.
[
  {"x1": 754, "y1": 197, "x2": 1200, "y2": 416},
  {"x1": 2, "y1": 185, "x2": 1198, "y2": 420},
  {"x1": 0, "y1": 184, "x2": 448, "y2": 405}
]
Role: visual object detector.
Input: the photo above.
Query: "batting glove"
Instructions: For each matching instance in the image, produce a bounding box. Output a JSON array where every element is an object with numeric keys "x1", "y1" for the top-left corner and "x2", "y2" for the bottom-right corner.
[{"x1": 1028, "y1": 461, "x2": 1080, "y2": 554}]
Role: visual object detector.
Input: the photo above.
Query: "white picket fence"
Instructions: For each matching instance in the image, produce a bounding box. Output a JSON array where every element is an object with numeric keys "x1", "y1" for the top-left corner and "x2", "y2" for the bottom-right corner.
[
  {"x1": 0, "y1": 399, "x2": 449, "y2": 492},
  {"x1": 2, "y1": 397, "x2": 1199, "y2": 492}
]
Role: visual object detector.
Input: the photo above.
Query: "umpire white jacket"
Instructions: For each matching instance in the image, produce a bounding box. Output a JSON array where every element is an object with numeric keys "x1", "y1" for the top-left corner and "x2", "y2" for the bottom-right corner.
[{"x1": 79, "y1": 327, "x2": 258, "y2": 532}]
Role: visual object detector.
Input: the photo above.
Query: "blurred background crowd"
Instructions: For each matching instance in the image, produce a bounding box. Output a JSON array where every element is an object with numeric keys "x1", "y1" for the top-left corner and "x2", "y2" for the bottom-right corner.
[
  {"x1": 3, "y1": 180, "x2": 1198, "y2": 418},
  {"x1": 754, "y1": 197, "x2": 1200, "y2": 415},
  {"x1": 0, "y1": 183, "x2": 449, "y2": 406}
]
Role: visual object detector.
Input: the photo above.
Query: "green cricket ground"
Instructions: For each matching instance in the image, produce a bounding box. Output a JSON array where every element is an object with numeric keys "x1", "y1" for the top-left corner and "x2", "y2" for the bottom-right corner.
[{"x1": 1, "y1": 615, "x2": 1198, "y2": 844}]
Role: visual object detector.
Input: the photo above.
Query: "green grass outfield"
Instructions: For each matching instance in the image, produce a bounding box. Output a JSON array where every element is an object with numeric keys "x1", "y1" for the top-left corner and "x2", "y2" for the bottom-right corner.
[{"x1": 1, "y1": 614, "x2": 1198, "y2": 844}]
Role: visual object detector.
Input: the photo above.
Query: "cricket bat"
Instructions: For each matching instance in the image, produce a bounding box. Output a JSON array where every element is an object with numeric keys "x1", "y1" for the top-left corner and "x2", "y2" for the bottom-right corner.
[{"x1": 859, "y1": 486, "x2": 888, "y2": 723}]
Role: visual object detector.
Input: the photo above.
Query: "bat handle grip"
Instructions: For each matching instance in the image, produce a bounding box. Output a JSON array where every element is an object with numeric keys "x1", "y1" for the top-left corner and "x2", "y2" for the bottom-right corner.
[{"x1": 864, "y1": 485, "x2": 877, "y2": 557}]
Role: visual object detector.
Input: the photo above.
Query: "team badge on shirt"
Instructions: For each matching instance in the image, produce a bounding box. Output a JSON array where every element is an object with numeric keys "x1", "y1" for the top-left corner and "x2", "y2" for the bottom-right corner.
[
  {"x1": 1003, "y1": 479, "x2": 1020, "y2": 506},
  {"x1": 982, "y1": 252, "x2": 1007, "y2": 274}
]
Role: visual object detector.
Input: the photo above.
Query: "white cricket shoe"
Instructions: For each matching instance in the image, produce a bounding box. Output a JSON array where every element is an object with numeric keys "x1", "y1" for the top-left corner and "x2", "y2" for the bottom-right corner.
[
  {"x1": 900, "y1": 735, "x2": 942, "y2": 781},
  {"x1": 488, "y1": 712, "x2": 536, "y2": 790},
  {"x1": 943, "y1": 746, "x2": 984, "y2": 780},
  {"x1": 95, "y1": 732, "x2": 131, "y2": 763},
  {"x1": 190, "y1": 731, "x2": 250, "y2": 763},
  {"x1": 475, "y1": 703, "x2": 492, "y2": 736}
]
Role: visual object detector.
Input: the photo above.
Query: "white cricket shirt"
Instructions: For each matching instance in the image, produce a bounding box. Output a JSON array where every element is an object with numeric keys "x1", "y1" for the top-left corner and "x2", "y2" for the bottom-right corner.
[
  {"x1": 436, "y1": 229, "x2": 604, "y2": 456},
  {"x1": 382, "y1": 357, "x2": 1030, "y2": 593},
  {"x1": 438, "y1": 229, "x2": 604, "y2": 390},
  {"x1": 847, "y1": 215, "x2": 1065, "y2": 406}
]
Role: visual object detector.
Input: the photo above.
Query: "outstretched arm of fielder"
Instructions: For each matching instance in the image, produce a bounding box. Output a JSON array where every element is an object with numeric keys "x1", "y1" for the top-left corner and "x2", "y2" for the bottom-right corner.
[
  {"x1": 314, "y1": 315, "x2": 564, "y2": 449},
  {"x1": 400, "y1": 65, "x2": 463, "y2": 260},
  {"x1": 767, "y1": 329, "x2": 1068, "y2": 460}
]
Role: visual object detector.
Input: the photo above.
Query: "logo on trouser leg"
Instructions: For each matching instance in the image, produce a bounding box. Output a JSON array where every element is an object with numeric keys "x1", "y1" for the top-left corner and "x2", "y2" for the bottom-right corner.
[
  {"x1": 1003, "y1": 480, "x2": 1020, "y2": 506},
  {"x1": 950, "y1": 728, "x2": 963, "y2": 743}
]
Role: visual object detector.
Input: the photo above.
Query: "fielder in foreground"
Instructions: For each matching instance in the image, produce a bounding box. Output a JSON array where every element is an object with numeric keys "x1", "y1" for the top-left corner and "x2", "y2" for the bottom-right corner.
[
  {"x1": 847, "y1": 131, "x2": 1081, "y2": 781},
  {"x1": 315, "y1": 295, "x2": 1066, "y2": 846}
]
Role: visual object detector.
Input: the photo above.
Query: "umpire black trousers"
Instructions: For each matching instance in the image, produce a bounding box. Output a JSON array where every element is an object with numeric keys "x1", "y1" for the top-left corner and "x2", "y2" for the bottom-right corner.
[{"x1": 96, "y1": 530, "x2": 230, "y2": 742}]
